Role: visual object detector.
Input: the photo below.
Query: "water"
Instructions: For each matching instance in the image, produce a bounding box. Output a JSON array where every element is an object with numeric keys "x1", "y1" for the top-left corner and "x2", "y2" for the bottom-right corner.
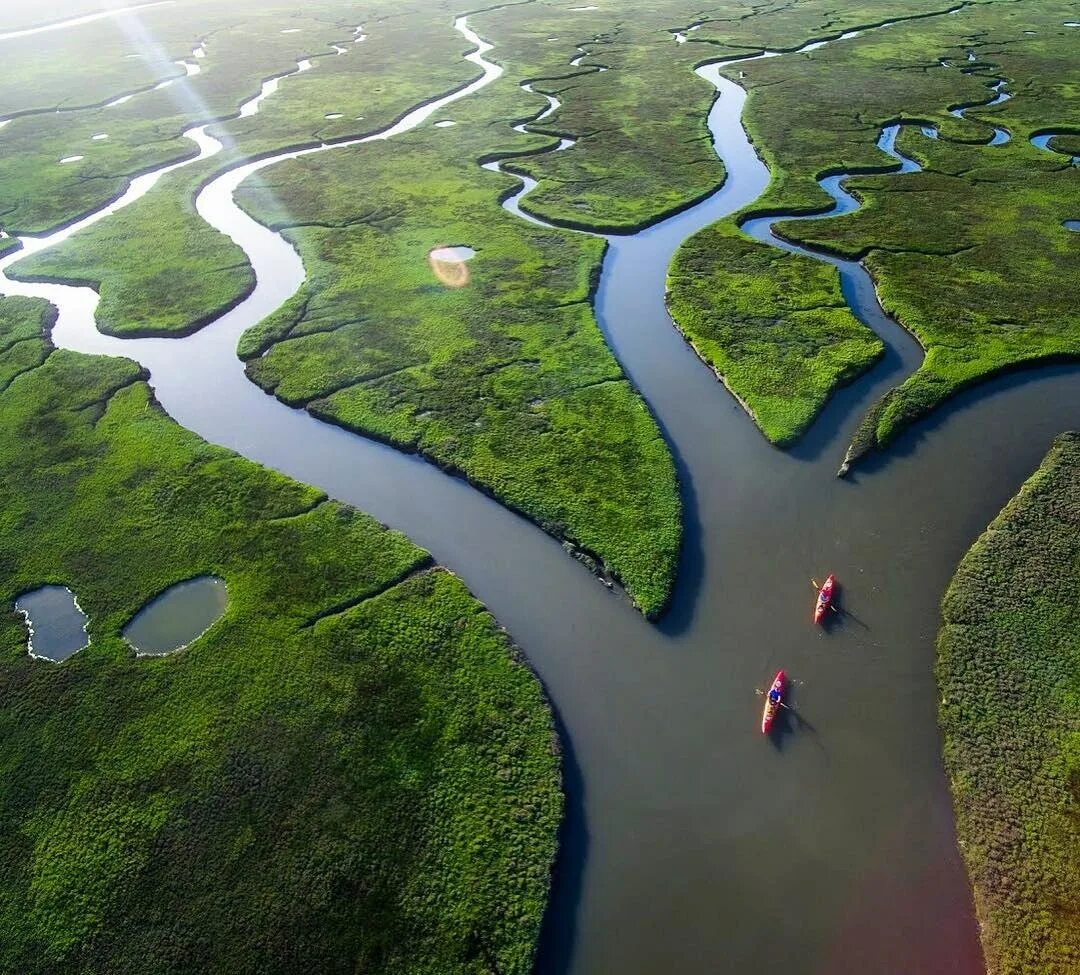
[
  {"x1": 122, "y1": 576, "x2": 227, "y2": 655},
  {"x1": 15, "y1": 585, "x2": 89, "y2": 662},
  {"x1": 428, "y1": 245, "x2": 475, "y2": 261},
  {"x1": 1, "y1": 12, "x2": 1079, "y2": 975}
]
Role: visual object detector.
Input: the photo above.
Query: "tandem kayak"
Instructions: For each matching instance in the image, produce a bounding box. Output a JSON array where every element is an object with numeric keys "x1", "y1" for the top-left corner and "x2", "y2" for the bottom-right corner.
[
  {"x1": 814, "y1": 574, "x2": 836, "y2": 624},
  {"x1": 761, "y1": 669, "x2": 785, "y2": 734}
]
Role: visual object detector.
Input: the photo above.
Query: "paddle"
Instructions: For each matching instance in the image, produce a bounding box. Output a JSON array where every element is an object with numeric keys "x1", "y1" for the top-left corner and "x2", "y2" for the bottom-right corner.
[{"x1": 810, "y1": 578, "x2": 841, "y2": 614}]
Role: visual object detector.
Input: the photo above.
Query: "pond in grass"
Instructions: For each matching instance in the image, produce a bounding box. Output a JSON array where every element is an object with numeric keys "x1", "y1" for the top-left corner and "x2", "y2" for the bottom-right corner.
[
  {"x1": 123, "y1": 576, "x2": 227, "y2": 655},
  {"x1": 428, "y1": 245, "x2": 475, "y2": 262},
  {"x1": 15, "y1": 585, "x2": 89, "y2": 662},
  {"x1": 1065, "y1": 220, "x2": 1080, "y2": 232}
]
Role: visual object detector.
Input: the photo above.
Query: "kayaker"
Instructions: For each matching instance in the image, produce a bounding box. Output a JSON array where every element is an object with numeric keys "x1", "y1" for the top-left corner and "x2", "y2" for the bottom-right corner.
[{"x1": 768, "y1": 687, "x2": 781, "y2": 704}]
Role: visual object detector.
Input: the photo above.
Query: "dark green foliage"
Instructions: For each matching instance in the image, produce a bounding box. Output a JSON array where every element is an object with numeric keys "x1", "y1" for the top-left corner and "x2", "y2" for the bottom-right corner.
[
  {"x1": 0, "y1": 298, "x2": 560, "y2": 973},
  {"x1": 667, "y1": 219, "x2": 882, "y2": 444},
  {"x1": 938, "y1": 432, "x2": 1080, "y2": 974},
  {"x1": 233, "y1": 82, "x2": 681, "y2": 617},
  {"x1": 667, "y1": 0, "x2": 1079, "y2": 453},
  {"x1": 728, "y1": 0, "x2": 1080, "y2": 455}
]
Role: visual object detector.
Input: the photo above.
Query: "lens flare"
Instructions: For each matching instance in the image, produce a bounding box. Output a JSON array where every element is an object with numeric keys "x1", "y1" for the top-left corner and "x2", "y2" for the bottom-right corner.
[{"x1": 428, "y1": 245, "x2": 475, "y2": 288}]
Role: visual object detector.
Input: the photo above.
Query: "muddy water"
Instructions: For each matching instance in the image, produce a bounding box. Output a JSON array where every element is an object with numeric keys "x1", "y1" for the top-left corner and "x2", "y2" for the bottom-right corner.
[{"x1": 2, "y1": 12, "x2": 1079, "y2": 975}]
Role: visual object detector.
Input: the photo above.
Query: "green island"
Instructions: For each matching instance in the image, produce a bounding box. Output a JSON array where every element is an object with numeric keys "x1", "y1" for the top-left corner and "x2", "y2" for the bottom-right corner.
[
  {"x1": 231, "y1": 81, "x2": 680, "y2": 617},
  {"x1": 938, "y1": 432, "x2": 1080, "y2": 974},
  {"x1": 0, "y1": 296, "x2": 560, "y2": 973},
  {"x1": 666, "y1": 219, "x2": 883, "y2": 445},
  {"x1": 667, "y1": 0, "x2": 1080, "y2": 454}
]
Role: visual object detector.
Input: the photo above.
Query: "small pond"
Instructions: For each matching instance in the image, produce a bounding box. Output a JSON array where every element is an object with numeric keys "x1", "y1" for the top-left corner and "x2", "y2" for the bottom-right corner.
[
  {"x1": 428, "y1": 245, "x2": 475, "y2": 262},
  {"x1": 123, "y1": 576, "x2": 227, "y2": 656},
  {"x1": 1064, "y1": 219, "x2": 1080, "y2": 232},
  {"x1": 15, "y1": 585, "x2": 89, "y2": 662}
]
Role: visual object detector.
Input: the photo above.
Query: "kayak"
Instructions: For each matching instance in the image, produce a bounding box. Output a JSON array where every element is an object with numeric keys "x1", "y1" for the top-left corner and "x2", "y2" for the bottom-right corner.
[
  {"x1": 814, "y1": 574, "x2": 836, "y2": 624},
  {"x1": 761, "y1": 669, "x2": 785, "y2": 734}
]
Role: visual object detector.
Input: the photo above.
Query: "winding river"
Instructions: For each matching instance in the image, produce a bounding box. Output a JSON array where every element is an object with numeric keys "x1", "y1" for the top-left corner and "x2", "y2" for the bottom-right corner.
[{"x1": 2, "y1": 8, "x2": 1080, "y2": 974}]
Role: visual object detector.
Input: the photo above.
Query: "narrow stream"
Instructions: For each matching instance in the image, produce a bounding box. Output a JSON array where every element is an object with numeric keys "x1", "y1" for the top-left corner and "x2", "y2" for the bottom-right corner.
[{"x1": 1, "y1": 11, "x2": 1078, "y2": 975}]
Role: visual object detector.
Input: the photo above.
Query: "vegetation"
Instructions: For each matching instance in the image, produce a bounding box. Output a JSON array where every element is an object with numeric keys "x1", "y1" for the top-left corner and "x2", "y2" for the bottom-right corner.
[
  {"x1": 938, "y1": 432, "x2": 1080, "y2": 975},
  {"x1": 768, "y1": 6, "x2": 1080, "y2": 460},
  {"x1": 787, "y1": 134, "x2": 1080, "y2": 462},
  {"x1": 0, "y1": 296, "x2": 561, "y2": 973},
  {"x1": 471, "y1": 0, "x2": 970, "y2": 232},
  {"x1": 0, "y1": 0, "x2": 477, "y2": 234},
  {"x1": 668, "y1": 0, "x2": 1079, "y2": 455},
  {"x1": 666, "y1": 219, "x2": 882, "y2": 444},
  {"x1": 11, "y1": 168, "x2": 255, "y2": 337},
  {"x1": 234, "y1": 81, "x2": 681, "y2": 617}
]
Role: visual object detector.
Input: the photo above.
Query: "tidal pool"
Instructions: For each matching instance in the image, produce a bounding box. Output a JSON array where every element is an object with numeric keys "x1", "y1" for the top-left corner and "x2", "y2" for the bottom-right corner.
[
  {"x1": 123, "y1": 576, "x2": 227, "y2": 655},
  {"x1": 15, "y1": 585, "x2": 89, "y2": 662}
]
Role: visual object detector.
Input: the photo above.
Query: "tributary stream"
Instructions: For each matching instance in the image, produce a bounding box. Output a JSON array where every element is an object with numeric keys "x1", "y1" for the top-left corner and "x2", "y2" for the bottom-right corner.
[{"x1": 2, "y1": 9, "x2": 1080, "y2": 974}]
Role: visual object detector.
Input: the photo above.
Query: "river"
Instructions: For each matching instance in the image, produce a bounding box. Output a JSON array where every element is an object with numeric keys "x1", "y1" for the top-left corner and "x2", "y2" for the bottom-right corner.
[{"x1": 3, "y1": 8, "x2": 1080, "y2": 974}]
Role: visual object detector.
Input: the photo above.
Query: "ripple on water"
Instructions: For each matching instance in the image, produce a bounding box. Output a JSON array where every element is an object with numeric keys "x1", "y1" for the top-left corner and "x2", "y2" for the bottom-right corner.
[
  {"x1": 15, "y1": 585, "x2": 89, "y2": 662},
  {"x1": 123, "y1": 576, "x2": 227, "y2": 656}
]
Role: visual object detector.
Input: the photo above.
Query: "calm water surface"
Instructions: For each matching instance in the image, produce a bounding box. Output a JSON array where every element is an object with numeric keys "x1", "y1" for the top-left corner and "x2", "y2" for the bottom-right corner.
[
  {"x1": 15, "y1": 585, "x2": 88, "y2": 662},
  {"x1": 122, "y1": 576, "x2": 227, "y2": 655},
  {"x1": 2, "y1": 14, "x2": 1078, "y2": 975}
]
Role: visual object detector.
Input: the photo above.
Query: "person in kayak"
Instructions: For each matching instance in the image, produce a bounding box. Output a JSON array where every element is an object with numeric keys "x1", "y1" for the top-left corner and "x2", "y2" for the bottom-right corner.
[{"x1": 768, "y1": 687, "x2": 781, "y2": 704}]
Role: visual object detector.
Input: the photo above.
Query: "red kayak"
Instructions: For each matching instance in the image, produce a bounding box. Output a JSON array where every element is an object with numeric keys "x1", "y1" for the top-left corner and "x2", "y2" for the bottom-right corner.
[
  {"x1": 761, "y1": 669, "x2": 785, "y2": 734},
  {"x1": 814, "y1": 574, "x2": 836, "y2": 624}
]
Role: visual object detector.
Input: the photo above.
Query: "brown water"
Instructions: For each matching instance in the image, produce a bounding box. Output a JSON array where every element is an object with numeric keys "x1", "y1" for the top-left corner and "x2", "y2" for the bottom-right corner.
[{"x1": 2, "y1": 12, "x2": 1079, "y2": 974}]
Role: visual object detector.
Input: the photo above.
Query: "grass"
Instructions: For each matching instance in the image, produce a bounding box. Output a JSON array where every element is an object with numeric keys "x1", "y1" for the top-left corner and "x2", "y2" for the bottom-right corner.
[
  {"x1": 234, "y1": 80, "x2": 681, "y2": 617},
  {"x1": 0, "y1": 296, "x2": 561, "y2": 973},
  {"x1": 7, "y1": 5, "x2": 683, "y2": 616},
  {"x1": 938, "y1": 432, "x2": 1080, "y2": 975},
  {"x1": 668, "y1": 0, "x2": 1080, "y2": 455},
  {"x1": 666, "y1": 218, "x2": 882, "y2": 445},
  {"x1": 0, "y1": 0, "x2": 476, "y2": 235},
  {"x1": 6, "y1": 1, "x2": 484, "y2": 341},
  {"x1": 11, "y1": 165, "x2": 255, "y2": 337},
  {"x1": 469, "y1": 0, "x2": 971, "y2": 232}
]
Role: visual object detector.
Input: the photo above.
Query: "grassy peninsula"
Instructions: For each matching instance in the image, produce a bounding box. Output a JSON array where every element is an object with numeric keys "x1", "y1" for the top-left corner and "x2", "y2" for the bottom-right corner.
[
  {"x1": 0, "y1": 296, "x2": 560, "y2": 973},
  {"x1": 666, "y1": 219, "x2": 882, "y2": 444},
  {"x1": 234, "y1": 81, "x2": 680, "y2": 616},
  {"x1": 667, "y1": 0, "x2": 1080, "y2": 455},
  {"x1": 938, "y1": 432, "x2": 1080, "y2": 974}
]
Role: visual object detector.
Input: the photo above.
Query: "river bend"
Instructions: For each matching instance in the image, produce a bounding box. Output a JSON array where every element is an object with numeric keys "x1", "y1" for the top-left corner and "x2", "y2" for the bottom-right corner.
[{"x1": 2, "y1": 10, "x2": 1079, "y2": 975}]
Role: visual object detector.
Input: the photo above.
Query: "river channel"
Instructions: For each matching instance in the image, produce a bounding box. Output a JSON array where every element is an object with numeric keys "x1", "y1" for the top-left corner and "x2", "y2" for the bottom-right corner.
[{"x1": 2, "y1": 8, "x2": 1079, "y2": 974}]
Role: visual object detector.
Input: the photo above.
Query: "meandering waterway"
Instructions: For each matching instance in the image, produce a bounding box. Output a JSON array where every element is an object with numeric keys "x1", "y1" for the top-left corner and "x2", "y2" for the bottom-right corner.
[{"x1": 1, "y1": 8, "x2": 1079, "y2": 974}]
